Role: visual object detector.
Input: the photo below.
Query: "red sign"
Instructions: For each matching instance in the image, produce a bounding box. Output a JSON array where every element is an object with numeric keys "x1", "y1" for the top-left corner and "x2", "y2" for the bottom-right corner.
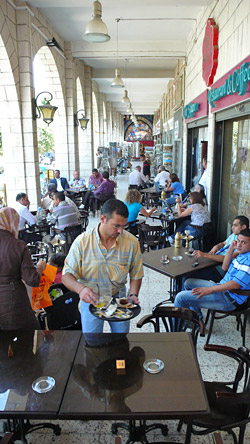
[{"x1": 202, "y1": 18, "x2": 219, "y2": 87}]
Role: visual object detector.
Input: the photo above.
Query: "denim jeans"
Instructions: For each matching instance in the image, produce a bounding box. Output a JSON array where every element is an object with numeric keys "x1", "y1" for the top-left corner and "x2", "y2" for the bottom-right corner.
[
  {"x1": 174, "y1": 278, "x2": 236, "y2": 320},
  {"x1": 80, "y1": 287, "x2": 130, "y2": 333}
]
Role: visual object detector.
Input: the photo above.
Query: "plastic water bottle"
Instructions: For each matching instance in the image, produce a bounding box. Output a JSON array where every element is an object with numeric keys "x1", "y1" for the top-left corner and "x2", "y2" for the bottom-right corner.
[{"x1": 37, "y1": 206, "x2": 42, "y2": 224}]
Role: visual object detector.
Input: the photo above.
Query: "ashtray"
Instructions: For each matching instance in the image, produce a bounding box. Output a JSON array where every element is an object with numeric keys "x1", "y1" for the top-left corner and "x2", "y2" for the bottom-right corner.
[
  {"x1": 160, "y1": 259, "x2": 169, "y2": 264},
  {"x1": 32, "y1": 376, "x2": 55, "y2": 393},
  {"x1": 143, "y1": 359, "x2": 164, "y2": 374},
  {"x1": 172, "y1": 256, "x2": 183, "y2": 261}
]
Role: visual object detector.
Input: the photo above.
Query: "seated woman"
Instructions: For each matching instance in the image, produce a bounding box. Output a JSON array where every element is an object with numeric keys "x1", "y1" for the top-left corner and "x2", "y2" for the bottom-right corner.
[
  {"x1": 166, "y1": 173, "x2": 185, "y2": 206},
  {"x1": 169, "y1": 191, "x2": 210, "y2": 243},
  {"x1": 124, "y1": 189, "x2": 157, "y2": 235}
]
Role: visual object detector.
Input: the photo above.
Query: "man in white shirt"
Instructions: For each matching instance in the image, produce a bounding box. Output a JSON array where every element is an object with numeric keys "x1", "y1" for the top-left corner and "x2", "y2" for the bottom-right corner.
[
  {"x1": 154, "y1": 166, "x2": 170, "y2": 187},
  {"x1": 70, "y1": 170, "x2": 85, "y2": 188},
  {"x1": 129, "y1": 166, "x2": 147, "y2": 188},
  {"x1": 199, "y1": 158, "x2": 208, "y2": 195},
  {"x1": 14, "y1": 193, "x2": 37, "y2": 230}
]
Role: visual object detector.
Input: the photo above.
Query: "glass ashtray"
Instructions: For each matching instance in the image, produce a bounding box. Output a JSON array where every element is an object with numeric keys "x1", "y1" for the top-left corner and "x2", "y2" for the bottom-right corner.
[
  {"x1": 143, "y1": 359, "x2": 164, "y2": 374},
  {"x1": 32, "y1": 376, "x2": 55, "y2": 393},
  {"x1": 172, "y1": 255, "x2": 183, "y2": 261}
]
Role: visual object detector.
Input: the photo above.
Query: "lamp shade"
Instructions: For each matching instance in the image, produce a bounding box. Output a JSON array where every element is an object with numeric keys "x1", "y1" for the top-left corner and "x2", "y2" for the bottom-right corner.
[
  {"x1": 111, "y1": 68, "x2": 125, "y2": 88},
  {"x1": 78, "y1": 116, "x2": 89, "y2": 131},
  {"x1": 39, "y1": 103, "x2": 58, "y2": 125},
  {"x1": 83, "y1": 1, "x2": 110, "y2": 43},
  {"x1": 122, "y1": 89, "x2": 130, "y2": 103}
]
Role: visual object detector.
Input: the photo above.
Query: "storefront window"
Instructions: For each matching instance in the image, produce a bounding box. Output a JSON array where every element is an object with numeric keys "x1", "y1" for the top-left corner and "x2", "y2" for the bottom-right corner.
[{"x1": 219, "y1": 116, "x2": 250, "y2": 238}]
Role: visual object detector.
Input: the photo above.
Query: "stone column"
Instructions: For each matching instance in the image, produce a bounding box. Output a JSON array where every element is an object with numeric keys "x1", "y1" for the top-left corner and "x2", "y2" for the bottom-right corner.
[
  {"x1": 79, "y1": 65, "x2": 93, "y2": 177},
  {"x1": 65, "y1": 42, "x2": 78, "y2": 178}
]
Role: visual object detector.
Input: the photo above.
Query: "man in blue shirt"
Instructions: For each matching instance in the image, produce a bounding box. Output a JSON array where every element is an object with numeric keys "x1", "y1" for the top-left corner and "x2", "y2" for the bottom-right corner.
[
  {"x1": 174, "y1": 228, "x2": 250, "y2": 334},
  {"x1": 192, "y1": 215, "x2": 249, "y2": 281}
]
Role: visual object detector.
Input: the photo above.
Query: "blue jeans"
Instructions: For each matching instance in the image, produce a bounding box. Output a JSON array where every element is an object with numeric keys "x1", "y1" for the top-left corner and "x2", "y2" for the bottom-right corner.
[
  {"x1": 80, "y1": 288, "x2": 130, "y2": 333},
  {"x1": 166, "y1": 196, "x2": 177, "y2": 206},
  {"x1": 174, "y1": 278, "x2": 236, "y2": 320}
]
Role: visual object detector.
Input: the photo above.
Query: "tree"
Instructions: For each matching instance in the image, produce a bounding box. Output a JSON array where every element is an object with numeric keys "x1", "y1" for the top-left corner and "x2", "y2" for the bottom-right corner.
[{"x1": 38, "y1": 127, "x2": 55, "y2": 155}]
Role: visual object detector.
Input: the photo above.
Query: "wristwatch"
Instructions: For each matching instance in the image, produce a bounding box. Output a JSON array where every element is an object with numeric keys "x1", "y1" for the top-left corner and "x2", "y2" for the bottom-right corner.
[{"x1": 128, "y1": 293, "x2": 138, "y2": 298}]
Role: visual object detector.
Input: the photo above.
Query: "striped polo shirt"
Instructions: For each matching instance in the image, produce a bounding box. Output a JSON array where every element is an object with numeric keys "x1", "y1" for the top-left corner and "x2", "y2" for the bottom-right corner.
[
  {"x1": 220, "y1": 251, "x2": 250, "y2": 304},
  {"x1": 50, "y1": 201, "x2": 79, "y2": 230},
  {"x1": 63, "y1": 225, "x2": 144, "y2": 296}
]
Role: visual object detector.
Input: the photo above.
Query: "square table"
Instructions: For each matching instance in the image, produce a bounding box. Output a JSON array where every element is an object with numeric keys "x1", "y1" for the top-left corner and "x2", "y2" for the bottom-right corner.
[
  {"x1": 59, "y1": 332, "x2": 209, "y2": 421},
  {"x1": 143, "y1": 246, "x2": 218, "y2": 296},
  {"x1": 0, "y1": 330, "x2": 81, "y2": 419}
]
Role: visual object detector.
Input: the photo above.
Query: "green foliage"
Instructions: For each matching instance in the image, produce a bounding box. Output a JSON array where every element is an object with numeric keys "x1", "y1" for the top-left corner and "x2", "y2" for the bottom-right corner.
[{"x1": 38, "y1": 127, "x2": 55, "y2": 155}]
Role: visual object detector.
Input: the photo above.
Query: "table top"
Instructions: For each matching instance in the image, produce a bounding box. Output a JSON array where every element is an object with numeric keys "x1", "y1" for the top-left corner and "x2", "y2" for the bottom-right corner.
[
  {"x1": 0, "y1": 330, "x2": 81, "y2": 419},
  {"x1": 143, "y1": 246, "x2": 218, "y2": 279},
  {"x1": 66, "y1": 187, "x2": 88, "y2": 194},
  {"x1": 59, "y1": 332, "x2": 209, "y2": 420},
  {"x1": 140, "y1": 186, "x2": 159, "y2": 194}
]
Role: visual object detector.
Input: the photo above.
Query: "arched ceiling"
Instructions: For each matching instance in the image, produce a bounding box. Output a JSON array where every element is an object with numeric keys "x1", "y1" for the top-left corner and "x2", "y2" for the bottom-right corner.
[{"x1": 17, "y1": 0, "x2": 214, "y2": 115}]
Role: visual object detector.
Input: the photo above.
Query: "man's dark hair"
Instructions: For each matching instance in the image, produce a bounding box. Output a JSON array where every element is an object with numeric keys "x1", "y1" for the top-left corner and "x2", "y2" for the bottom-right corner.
[
  {"x1": 55, "y1": 169, "x2": 60, "y2": 173},
  {"x1": 238, "y1": 228, "x2": 250, "y2": 239},
  {"x1": 102, "y1": 171, "x2": 109, "y2": 179},
  {"x1": 235, "y1": 215, "x2": 249, "y2": 228},
  {"x1": 140, "y1": 154, "x2": 145, "y2": 159},
  {"x1": 54, "y1": 191, "x2": 65, "y2": 202},
  {"x1": 16, "y1": 192, "x2": 26, "y2": 201},
  {"x1": 92, "y1": 168, "x2": 98, "y2": 173},
  {"x1": 48, "y1": 183, "x2": 57, "y2": 192},
  {"x1": 101, "y1": 199, "x2": 128, "y2": 221}
]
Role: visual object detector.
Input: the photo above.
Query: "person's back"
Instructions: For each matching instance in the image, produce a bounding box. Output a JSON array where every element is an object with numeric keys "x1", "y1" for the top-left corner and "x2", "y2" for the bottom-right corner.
[{"x1": 52, "y1": 201, "x2": 79, "y2": 230}]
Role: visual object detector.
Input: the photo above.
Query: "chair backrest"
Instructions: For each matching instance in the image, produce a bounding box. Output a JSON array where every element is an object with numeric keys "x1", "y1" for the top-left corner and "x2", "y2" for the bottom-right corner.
[
  {"x1": 204, "y1": 344, "x2": 250, "y2": 414},
  {"x1": 27, "y1": 241, "x2": 49, "y2": 264},
  {"x1": 137, "y1": 306, "x2": 200, "y2": 348},
  {"x1": 137, "y1": 223, "x2": 166, "y2": 252},
  {"x1": 201, "y1": 221, "x2": 214, "y2": 252},
  {"x1": 44, "y1": 292, "x2": 82, "y2": 330},
  {"x1": 62, "y1": 224, "x2": 83, "y2": 253}
]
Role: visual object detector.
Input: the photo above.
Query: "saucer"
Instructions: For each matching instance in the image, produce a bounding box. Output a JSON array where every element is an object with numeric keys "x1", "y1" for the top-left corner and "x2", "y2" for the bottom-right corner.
[
  {"x1": 143, "y1": 359, "x2": 164, "y2": 374},
  {"x1": 172, "y1": 256, "x2": 183, "y2": 261},
  {"x1": 160, "y1": 259, "x2": 170, "y2": 264}
]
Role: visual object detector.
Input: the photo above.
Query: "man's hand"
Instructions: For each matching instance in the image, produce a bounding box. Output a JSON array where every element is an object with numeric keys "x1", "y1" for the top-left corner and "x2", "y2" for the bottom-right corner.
[
  {"x1": 194, "y1": 250, "x2": 205, "y2": 258},
  {"x1": 79, "y1": 286, "x2": 98, "y2": 305},
  {"x1": 128, "y1": 294, "x2": 140, "y2": 305},
  {"x1": 192, "y1": 287, "x2": 212, "y2": 299},
  {"x1": 229, "y1": 240, "x2": 237, "y2": 250},
  {"x1": 176, "y1": 196, "x2": 181, "y2": 204},
  {"x1": 209, "y1": 245, "x2": 219, "y2": 254}
]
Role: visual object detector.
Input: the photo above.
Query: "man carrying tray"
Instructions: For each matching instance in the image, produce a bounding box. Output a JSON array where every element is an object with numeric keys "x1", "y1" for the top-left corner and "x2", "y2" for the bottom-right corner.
[{"x1": 62, "y1": 199, "x2": 143, "y2": 333}]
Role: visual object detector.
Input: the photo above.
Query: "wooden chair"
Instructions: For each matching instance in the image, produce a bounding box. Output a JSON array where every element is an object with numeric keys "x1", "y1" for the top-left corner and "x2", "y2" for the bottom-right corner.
[
  {"x1": 137, "y1": 306, "x2": 201, "y2": 350},
  {"x1": 145, "y1": 191, "x2": 161, "y2": 209},
  {"x1": 182, "y1": 344, "x2": 250, "y2": 444},
  {"x1": 62, "y1": 224, "x2": 83, "y2": 253},
  {"x1": 137, "y1": 223, "x2": 167, "y2": 252},
  {"x1": 205, "y1": 290, "x2": 250, "y2": 346}
]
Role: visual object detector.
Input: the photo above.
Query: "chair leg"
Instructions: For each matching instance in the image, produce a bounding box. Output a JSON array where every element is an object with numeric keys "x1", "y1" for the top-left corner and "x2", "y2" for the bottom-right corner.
[
  {"x1": 184, "y1": 422, "x2": 192, "y2": 444},
  {"x1": 205, "y1": 311, "x2": 216, "y2": 345},
  {"x1": 241, "y1": 314, "x2": 247, "y2": 346},
  {"x1": 204, "y1": 309, "x2": 211, "y2": 326},
  {"x1": 238, "y1": 424, "x2": 246, "y2": 444}
]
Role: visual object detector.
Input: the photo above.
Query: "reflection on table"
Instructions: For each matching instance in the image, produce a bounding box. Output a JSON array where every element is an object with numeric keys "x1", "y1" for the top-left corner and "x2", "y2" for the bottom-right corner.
[
  {"x1": 59, "y1": 332, "x2": 209, "y2": 420},
  {"x1": 0, "y1": 330, "x2": 81, "y2": 418}
]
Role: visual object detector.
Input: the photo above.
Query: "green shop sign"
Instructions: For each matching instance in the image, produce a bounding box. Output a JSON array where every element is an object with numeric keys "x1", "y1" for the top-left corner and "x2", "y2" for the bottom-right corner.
[
  {"x1": 208, "y1": 62, "x2": 250, "y2": 107},
  {"x1": 184, "y1": 102, "x2": 199, "y2": 119}
]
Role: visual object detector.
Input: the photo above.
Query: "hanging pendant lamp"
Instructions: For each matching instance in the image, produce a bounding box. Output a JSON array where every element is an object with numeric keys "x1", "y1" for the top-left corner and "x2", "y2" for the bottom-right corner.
[
  {"x1": 111, "y1": 18, "x2": 124, "y2": 88},
  {"x1": 83, "y1": 1, "x2": 110, "y2": 43},
  {"x1": 122, "y1": 89, "x2": 130, "y2": 103},
  {"x1": 111, "y1": 68, "x2": 125, "y2": 88}
]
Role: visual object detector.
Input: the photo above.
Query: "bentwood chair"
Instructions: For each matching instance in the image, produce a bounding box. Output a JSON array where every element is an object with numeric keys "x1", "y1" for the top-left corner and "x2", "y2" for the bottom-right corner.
[
  {"x1": 205, "y1": 290, "x2": 250, "y2": 346},
  {"x1": 137, "y1": 306, "x2": 201, "y2": 350},
  {"x1": 181, "y1": 344, "x2": 250, "y2": 444},
  {"x1": 62, "y1": 224, "x2": 83, "y2": 253},
  {"x1": 137, "y1": 223, "x2": 167, "y2": 252}
]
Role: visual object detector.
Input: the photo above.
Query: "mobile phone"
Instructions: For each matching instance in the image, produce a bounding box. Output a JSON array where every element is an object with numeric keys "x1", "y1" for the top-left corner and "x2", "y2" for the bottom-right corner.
[{"x1": 192, "y1": 261, "x2": 199, "y2": 267}]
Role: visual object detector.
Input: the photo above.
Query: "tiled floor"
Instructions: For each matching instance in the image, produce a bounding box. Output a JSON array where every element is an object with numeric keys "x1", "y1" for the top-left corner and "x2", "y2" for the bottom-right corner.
[{"x1": 1, "y1": 171, "x2": 250, "y2": 443}]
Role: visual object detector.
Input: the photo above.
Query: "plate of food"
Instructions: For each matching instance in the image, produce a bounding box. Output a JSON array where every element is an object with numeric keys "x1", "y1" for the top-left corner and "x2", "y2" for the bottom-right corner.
[{"x1": 89, "y1": 301, "x2": 140, "y2": 321}]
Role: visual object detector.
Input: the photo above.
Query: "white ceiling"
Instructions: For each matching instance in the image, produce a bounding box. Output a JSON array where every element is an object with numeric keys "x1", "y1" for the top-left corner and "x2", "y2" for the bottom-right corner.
[{"x1": 18, "y1": 0, "x2": 214, "y2": 115}]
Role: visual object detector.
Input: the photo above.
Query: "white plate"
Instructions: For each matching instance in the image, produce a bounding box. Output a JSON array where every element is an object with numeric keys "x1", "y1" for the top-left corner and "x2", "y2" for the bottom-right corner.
[
  {"x1": 185, "y1": 252, "x2": 195, "y2": 256},
  {"x1": 143, "y1": 359, "x2": 164, "y2": 374},
  {"x1": 32, "y1": 376, "x2": 55, "y2": 393},
  {"x1": 160, "y1": 259, "x2": 170, "y2": 264},
  {"x1": 172, "y1": 256, "x2": 183, "y2": 261}
]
